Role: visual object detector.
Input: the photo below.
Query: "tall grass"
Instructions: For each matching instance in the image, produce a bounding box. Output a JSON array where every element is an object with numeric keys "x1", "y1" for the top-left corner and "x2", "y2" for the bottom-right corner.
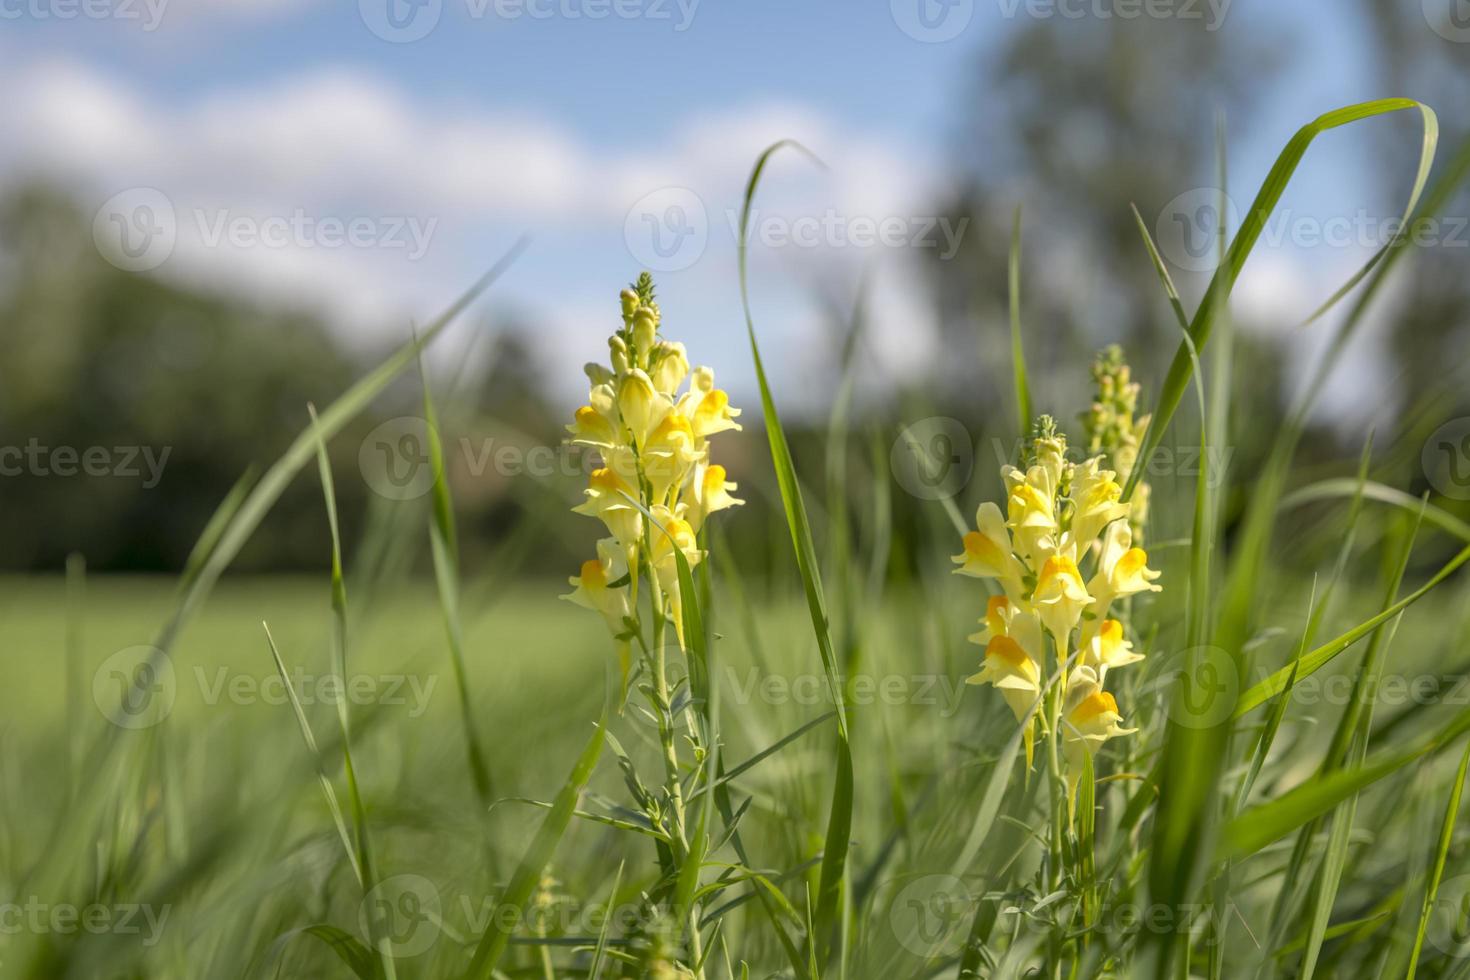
[{"x1": 5, "y1": 102, "x2": 1470, "y2": 980}]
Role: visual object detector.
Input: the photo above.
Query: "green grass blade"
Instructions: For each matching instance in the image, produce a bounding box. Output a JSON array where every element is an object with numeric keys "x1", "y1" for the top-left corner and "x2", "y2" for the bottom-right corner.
[
  {"x1": 1235, "y1": 539, "x2": 1470, "y2": 716},
  {"x1": 308, "y1": 405, "x2": 395, "y2": 980},
  {"x1": 1281, "y1": 478, "x2": 1470, "y2": 543},
  {"x1": 463, "y1": 714, "x2": 607, "y2": 980},
  {"x1": 1222, "y1": 707, "x2": 1470, "y2": 860},
  {"x1": 260, "y1": 623, "x2": 360, "y2": 886},
  {"x1": 738, "y1": 140, "x2": 854, "y2": 971},
  {"x1": 1123, "y1": 99, "x2": 1437, "y2": 502},
  {"x1": 1406, "y1": 738, "x2": 1470, "y2": 979},
  {"x1": 1007, "y1": 205, "x2": 1032, "y2": 433},
  {"x1": 418, "y1": 347, "x2": 494, "y2": 806}
]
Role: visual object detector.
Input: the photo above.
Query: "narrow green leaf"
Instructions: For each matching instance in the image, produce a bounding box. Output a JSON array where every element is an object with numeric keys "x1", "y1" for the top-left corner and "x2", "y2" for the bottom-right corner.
[
  {"x1": 738, "y1": 140, "x2": 854, "y2": 971},
  {"x1": 1406, "y1": 738, "x2": 1470, "y2": 979},
  {"x1": 463, "y1": 715, "x2": 606, "y2": 980}
]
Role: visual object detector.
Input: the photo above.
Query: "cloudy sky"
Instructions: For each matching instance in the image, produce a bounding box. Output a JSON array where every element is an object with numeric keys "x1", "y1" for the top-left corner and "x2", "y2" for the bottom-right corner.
[{"x1": 0, "y1": 0, "x2": 1455, "y2": 414}]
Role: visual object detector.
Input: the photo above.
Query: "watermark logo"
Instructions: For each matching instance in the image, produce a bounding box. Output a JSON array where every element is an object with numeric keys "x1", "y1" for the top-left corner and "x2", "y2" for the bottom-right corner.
[
  {"x1": 891, "y1": 0, "x2": 973, "y2": 42},
  {"x1": 93, "y1": 646, "x2": 176, "y2": 730},
  {"x1": 360, "y1": 416, "x2": 438, "y2": 501},
  {"x1": 1160, "y1": 645, "x2": 1237, "y2": 729},
  {"x1": 1424, "y1": 0, "x2": 1470, "y2": 42},
  {"x1": 1156, "y1": 188, "x2": 1240, "y2": 273},
  {"x1": 1427, "y1": 873, "x2": 1470, "y2": 957},
  {"x1": 1424, "y1": 417, "x2": 1470, "y2": 501},
  {"x1": 360, "y1": 875, "x2": 442, "y2": 957},
  {"x1": 891, "y1": 417, "x2": 974, "y2": 501},
  {"x1": 890, "y1": 874, "x2": 972, "y2": 957},
  {"x1": 624, "y1": 187, "x2": 708, "y2": 273},
  {"x1": 360, "y1": 0, "x2": 442, "y2": 40},
  {"x1": 93, "y1": 188, "x2": 176, "y2": 273}
]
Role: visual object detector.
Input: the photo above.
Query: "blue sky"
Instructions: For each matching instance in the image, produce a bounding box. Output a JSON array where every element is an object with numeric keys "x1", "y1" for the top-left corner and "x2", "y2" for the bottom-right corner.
[{"x1": 0, "y1": 0, "x2": 1451, "y2": 416}]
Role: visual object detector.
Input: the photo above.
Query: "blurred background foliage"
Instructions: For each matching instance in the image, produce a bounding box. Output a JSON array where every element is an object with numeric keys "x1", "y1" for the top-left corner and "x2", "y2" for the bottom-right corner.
[{"x1": 1, "y1": 5, "x2": 1468, "y2": 581}]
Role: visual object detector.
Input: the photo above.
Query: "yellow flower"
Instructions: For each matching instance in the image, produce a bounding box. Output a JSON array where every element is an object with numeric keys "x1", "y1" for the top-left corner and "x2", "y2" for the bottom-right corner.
[
  {"x1": 1068, "y1": 456, "x2": 1129, "y2": 554},
  {"x1": 643, "y1": 412, "x2": 700, "y2": 500},
  {"x1": 617, "y1": 368, "x2": 671, "y2": 447},
  {"x1": 679, "y1": 367, "x2": 742, "y2": 439},
  {"x1": 966, "y1": 597, "x2": 1045, "y2": 766},
  {"x1": 1033, "y1": 550, "x2": 1092, "y2": 650},
  {"x1": 562, "y1": 537, "x2": 632, "y2": 635},
  {"x1": 566, "y1": 383, "x2": 619, "y2": 449},
  {"x1": 649, "y1": 506, "x2": 703, "y2": 646},
  {"x1": 572, "y1": 467, "x2": 643, "y2": 555},
  {"x1": 1081, "y1": 618, "x2": 1144, "y2": 681},
  {"x1": 1088, "y1": 519, "x2": 1161, "y2": 616},
  {"x1": 1004, "y1": 469, "x2": 1060, "y2": 562},
  {"x1": 650, "y1": 340, "x2": 690, "y2": 396},
  {"x1": 686, "y1": 462, "x2": 743, "y2": 531},
  {"x1": 1062, "y1": 666, "x2": 1136, "y2": 800},
  {"x1": 952, "y1": 502, "x2": 1025, "y2": 598}
]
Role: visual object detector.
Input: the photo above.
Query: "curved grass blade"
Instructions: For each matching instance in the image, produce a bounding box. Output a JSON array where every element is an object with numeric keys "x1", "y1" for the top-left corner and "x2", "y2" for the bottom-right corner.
[
  {"x1": 1281, "y1": 478, "x2": 1470, "y2": 543},
  {"x1": 463, "y1": 714, "x2": 606, "y2": 980},
  {"x1": 269, "y1": 924, "x2": 383, "y2": 980},
  {"x1": 1122, "y1": 99, "x2": 1438, "y2": 502},
  {"x1": 737, "y1": 140, "x2": 854, "y2": 971},
  {"x1": 1234, "y1": 539, "x2": 1470, "y2": 716}
]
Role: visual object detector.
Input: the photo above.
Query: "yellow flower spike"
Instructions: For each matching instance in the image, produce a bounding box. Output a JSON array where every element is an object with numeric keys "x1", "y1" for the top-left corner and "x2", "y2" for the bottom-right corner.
[
  {"x1": 1083, "y1": 618, "x2": 1144, "y2": 682},
  {"x1": 1068, "y1": 456, "x2": 1129, "y2": 554},
  {"x1": 686, "y1": 462, "x2": 744, "y2": 532},
  {"x1": 572, "y1": 467, "x2": 643, "y2": 556},
  {"x1": 952, "y1": 502, "x2": 1026, "y2": 599},
  {"x1": 616, "y1": 369, "x2": 670, "y2": 447},
  {"x1": 1033, "y1": 550, "x2": 1092, "y2": 650},
  {"x1": 1061, "y1": 666, "x2": 1136, "y2": 805}
]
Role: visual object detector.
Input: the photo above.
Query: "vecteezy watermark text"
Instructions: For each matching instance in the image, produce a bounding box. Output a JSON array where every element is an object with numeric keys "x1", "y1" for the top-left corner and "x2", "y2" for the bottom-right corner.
[
  {"x1": 0, "y1": 441, "x2": 170, "y2": 488},
  {"x1": 359, "y1": 0, "x2": 698, "y2": 43},
  {"x1": 623, "y1": 187, "x2": 970, "y2": 273},
  {"x1": 93, "y1": 189, "x2": 440, "y2": 274},
  {"x1": 0, "y1": 899, "x2": 170, "y2": 947},
  {"x1": 0, "y1": 0, "x2": 167, "y2": 30}
]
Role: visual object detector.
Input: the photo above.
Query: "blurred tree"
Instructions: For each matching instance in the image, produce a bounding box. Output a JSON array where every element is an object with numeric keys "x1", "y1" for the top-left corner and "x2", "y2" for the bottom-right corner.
[
  {"x1": 929, "y1": 14, "x2": 1285, "y2": 430},
  {"x1": 0, "y1": 184, "x2": 361, "y2": 571},
  {"x1": 1358, "y1": 0, "x2": 1470, "y2": 415}
]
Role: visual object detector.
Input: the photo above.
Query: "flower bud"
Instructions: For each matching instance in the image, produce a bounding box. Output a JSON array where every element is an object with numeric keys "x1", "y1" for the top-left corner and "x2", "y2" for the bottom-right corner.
[
  {"x1": 620, "y1": 288, "x2": 639, "y2": 318},
  {"x1": 609, "y1": 335, "x2": 630, "y2": 375},
  {"x1": 632, "y1": 308, "x2": 658, "y2": 361}
]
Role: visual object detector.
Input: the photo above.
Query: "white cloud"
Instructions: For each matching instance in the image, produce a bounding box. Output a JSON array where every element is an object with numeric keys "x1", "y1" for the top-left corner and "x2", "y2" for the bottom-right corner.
[{"x1": 0, "y1": 55, "x2": 950, "y2": 404}]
